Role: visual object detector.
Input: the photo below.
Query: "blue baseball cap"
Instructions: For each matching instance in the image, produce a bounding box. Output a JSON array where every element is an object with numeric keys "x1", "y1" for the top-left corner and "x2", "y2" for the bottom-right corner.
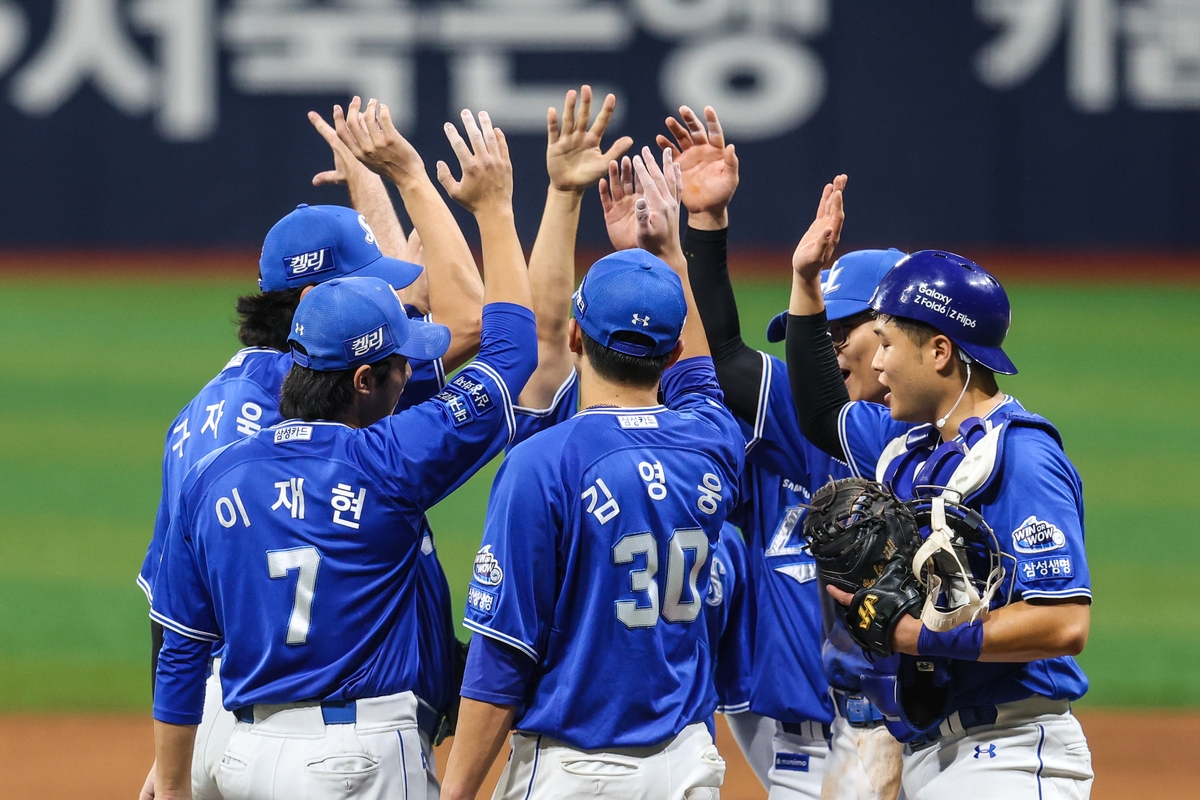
[
  {"x1": 765, "y1": 248, "x2": 906, "y2": 343},
  {"x1": 288, "y1": 276, "x2": 450, "y2": 371},
  {"x1": 258, "y1": 204, "x2": 424, "y2": 293},
  {"x1": 573, "y1": 249, "x2": 687, "y2": 358}
]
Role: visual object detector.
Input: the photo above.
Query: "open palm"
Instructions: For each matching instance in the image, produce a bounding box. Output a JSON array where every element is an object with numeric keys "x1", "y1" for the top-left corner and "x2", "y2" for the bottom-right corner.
[
  {"x1": 547, "y1": 86, "x2": 633, "y2": 192},
  {"x1": 656, "y1": 105, "x2": 739, "y2": 216}
]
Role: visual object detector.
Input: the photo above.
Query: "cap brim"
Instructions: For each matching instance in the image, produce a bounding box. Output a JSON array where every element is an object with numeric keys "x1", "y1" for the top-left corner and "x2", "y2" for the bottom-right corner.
[
  {"x1": 766, "y1": 311, "x2": 788, "y2": 343},
  {"x1": 396, "y1": 318, "x2": 451, "y2": 362},
  {"x1": 347, "y1": 255, "x2": 424, "y2": 291},
  {"x1": 958, "y1": 343, "x2": 1018, "y2": 375},
  {"x1": 824, "y1": 298, "x2": 873, "y2": 321}
]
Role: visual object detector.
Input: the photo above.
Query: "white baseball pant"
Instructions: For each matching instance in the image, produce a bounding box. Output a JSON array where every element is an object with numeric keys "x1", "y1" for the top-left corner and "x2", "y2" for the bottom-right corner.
[
  {"x1": 820, "y1": 714, "x2": 904, "y2": 800},
  {"x1": 491, "y1": 721, "x2": 726, "y2": 800},
  {"x1": 213, "y1": 690, "x2": 437, "y2": 800},
  {"x1": 901, "y1": 698, "x2": 1093, "y2": 800},
  {"x1": 766, "y1": 720, "x2": 830, "y2": 799}
]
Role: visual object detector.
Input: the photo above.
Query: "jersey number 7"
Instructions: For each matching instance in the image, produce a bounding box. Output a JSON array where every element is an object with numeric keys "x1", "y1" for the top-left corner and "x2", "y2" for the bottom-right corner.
[{"x1": 267, "y1": 547, "x2": 322, "y2": 645}]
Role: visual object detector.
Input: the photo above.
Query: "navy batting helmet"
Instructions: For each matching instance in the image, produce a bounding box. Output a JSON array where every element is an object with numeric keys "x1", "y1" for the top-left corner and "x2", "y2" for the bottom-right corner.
[{"x1": 870, "y1": 250, "x2": 1017, "y2": 375}]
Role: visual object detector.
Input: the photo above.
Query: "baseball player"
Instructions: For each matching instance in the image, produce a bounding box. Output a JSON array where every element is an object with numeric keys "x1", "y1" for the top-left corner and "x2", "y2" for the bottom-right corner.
[
  {"x1": 629, "y1": 105, "x2": 908, "y2": 800},
  {"x1": 137, "y1": 103, "x2": 486, "y2": 800},
  {"x1": 784, "y1": 177, "x2": 1094, "y2": 799},
  {"x1": 509, "y1": 86, "x2": 754, "y2": 727},
  {"x1": 149, "y1": 108, "x2": 536, "y2": 800},
  {"x1": 440, "y1": 148, "x2": 743, "y2": 800}
]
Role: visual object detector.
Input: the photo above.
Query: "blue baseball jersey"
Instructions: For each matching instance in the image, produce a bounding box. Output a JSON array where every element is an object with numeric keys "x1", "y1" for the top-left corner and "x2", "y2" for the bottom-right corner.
[
  {"x1": 707, "y1": 523, "x2": 753, "y2": 714},
  {"x1": 839, "y1": 395, "x2": 1091, "y2": 710},
  {"x1": 510, "y1": 368, "x2": 752, "y2": 709},
  {"x1": 462, "y1": 358, "x2": 744, "y2": 750},
  {"x1": 150, "y1": 304, "x2": 534, "y2": 725},
  {"x1": 731, "y1": 353, "x2": 901, "y2": 723},
  {"x1": 138, "y1": 304, "x2": 445, "y2": 602}
]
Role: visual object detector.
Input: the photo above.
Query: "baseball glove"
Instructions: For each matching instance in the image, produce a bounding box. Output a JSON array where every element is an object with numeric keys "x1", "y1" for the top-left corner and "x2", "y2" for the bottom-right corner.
[{"x1": 804, "y1": 477, "x2": 926, "y2": 657}]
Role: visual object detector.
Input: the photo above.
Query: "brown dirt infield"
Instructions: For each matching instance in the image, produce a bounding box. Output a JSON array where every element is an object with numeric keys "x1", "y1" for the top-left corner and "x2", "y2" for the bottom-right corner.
[{"x1": 1, "y1": 711, "x2": 1195, "y2": 799}]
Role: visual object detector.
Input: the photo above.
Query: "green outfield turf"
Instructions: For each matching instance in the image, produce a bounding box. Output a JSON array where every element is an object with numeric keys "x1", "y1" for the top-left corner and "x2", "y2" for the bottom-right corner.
[{"x1": 1, "y1": 275, "x2": 1196, "y2": 712}]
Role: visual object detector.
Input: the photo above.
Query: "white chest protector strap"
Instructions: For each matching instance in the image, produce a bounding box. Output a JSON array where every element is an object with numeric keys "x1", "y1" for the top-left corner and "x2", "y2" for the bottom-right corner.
[{"x1": 907, "y1": 422, "x2": 1006, "y2": 632}]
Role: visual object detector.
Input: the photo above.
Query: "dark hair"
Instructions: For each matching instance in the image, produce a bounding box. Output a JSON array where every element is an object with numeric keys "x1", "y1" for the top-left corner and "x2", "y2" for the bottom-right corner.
[
  {"x1": 236, "y1": 288, "x2": 304, "y2": 350},
  {"x1": 837, "y1": 309, "x2": 877, "y2": 330},
  {"x1": 280, "y1": 351, "x2": 399, "y2": 422},
  {"x1": 879, "y1": 314, "x2": 994, "y2": 377},
  {"x1": 581, "y1": 330, "x2": 674, "y2": 389},
  {"x1": 879, "y1": 313, "x2": 939, "y2": 347}
]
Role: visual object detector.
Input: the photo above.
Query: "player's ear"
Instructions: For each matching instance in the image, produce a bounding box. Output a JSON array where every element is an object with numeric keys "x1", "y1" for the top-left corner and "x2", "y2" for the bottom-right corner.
[
  {"x1": 567, "y1": 319, "x2": 584, "y2": 356},
  {"x1": 351, "y1": 364, "x2": 374, "y2": 394},
  {"x1": 930, "y1": 334, "x2": 955, "y2": 373},
  {"x1": 664, "y1": 339, "x2": 685, "y2": 371}
]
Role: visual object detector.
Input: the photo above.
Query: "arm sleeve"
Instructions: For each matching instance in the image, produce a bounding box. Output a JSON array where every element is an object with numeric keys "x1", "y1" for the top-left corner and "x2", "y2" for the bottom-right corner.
[
  {"x1": 996, "y1": 429, "x2": 1092, "y2": 603},
  {"x1": 462, "y1": 445, "x2": 560, "y2": 663},
  {"x1": 784, "y1": 311, "x2": 849, "y2": 460},
  {"x1": 153, "y1": 628, "x2": 212, "y2": 725},
  {"x1": 684, "y1": 227, "x2": 764, "y2": 424},
  {"x1": 460, "y1": 633, "x2": 536, "y2": 706},
  {"x1": 367, "y1": 303, "x2": 538, "y2": 509},
  {"x1": 712, "y1": 527, "x2": 753, "y2": 714}
]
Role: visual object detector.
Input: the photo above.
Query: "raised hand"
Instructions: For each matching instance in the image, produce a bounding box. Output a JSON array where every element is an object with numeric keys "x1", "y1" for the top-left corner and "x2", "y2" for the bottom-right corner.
[
  {"x1": 436, "y1": 110, "x2": 513, "y2": 215},
  {"x1": 599, "y1": 156, "x2": 638, "y2": 250},
  {"x1": 547, "y1": 86, "x2": 633, "y2": 193},
  {"x1": 630, "y1": 145, "x2": 684, "y2": 260},
  {"x1": 335, "y1": 97, "x2": 426, "y2": 187},
  {"x1": 656, "y1": 105, "x2": 739, "y2": 225},
  {"x1": 792, "y1": 175, "x2": 847, "y2": 283},
  {"x1": 308, "y1": 109, "x2": 375, "y2": 187}
]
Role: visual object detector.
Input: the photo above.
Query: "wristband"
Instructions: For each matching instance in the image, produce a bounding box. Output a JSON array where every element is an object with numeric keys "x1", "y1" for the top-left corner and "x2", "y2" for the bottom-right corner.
[{"x1": 917, "y1": 619, "x2": 984, "y2": 661}]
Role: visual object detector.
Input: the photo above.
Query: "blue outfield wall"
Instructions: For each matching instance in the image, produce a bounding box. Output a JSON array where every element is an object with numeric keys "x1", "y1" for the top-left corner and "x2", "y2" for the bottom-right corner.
[{"x1": 0, "y1": 0, "x2": 1198, "y2": 250}]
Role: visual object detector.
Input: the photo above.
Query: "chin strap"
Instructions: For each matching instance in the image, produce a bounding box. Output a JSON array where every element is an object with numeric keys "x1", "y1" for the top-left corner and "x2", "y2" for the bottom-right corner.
[{"x1": 912, "y1": 421, "x2": 1006, "y2": 632}]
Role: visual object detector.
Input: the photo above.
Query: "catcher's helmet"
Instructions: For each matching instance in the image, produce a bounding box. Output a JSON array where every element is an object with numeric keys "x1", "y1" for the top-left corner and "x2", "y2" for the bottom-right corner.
[{"x1": 870, "y1": 251, "x2": 1017, "y2": 375}]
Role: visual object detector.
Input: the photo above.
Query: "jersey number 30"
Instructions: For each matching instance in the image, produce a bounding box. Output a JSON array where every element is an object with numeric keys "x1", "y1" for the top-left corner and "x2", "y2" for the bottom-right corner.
[
  {"x1": 612, "y1": 529, "x2": 708, "y2": 629},
  {"x1": 267, "y1": 547, "x2": 321, "y2": 645}
]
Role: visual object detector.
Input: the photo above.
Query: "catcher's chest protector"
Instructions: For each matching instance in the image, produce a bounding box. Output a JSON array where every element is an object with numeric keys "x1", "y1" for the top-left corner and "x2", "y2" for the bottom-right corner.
[{"x1": 875, "y1": 410, "x2": 1061, "y2": 632}]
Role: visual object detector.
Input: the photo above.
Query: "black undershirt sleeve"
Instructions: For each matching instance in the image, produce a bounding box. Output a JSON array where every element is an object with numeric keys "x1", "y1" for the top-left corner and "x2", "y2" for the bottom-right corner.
[
  {"x1": 785, "y1": 311, "x2": 851, "y2": 460},
  {"x1": 150, "y1": 619, "x2": 164, "y2": 698},
  {"x1": 684, "y1": 226, "x2": 763, "y2": 425}
]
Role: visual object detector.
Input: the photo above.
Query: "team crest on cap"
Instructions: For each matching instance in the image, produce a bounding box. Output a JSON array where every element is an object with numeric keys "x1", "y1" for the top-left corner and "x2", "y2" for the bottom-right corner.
[
  {"x1": 821, "y1": 263, "x2": 843, "y2": 296},
  {"x1": 342, "y1": 324, "x2": 394, "y2": 361},
  {"x1": 284, "y1": 247, "x2": 335, "y2": 280},
  {"x1": 358, "y1": 214, "x2": 377, "y2": 245}
]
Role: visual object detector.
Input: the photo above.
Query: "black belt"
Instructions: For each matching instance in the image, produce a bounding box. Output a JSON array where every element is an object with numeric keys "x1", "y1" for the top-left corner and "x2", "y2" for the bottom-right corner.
[
  {"x1": 233, "y1": 697, "x2": 441, "y2": 741},
  {"x1": 907, "y1": 703, "x2": 1002, "y2": 751},
  {"x1": 780, "y1": 720, "x2": 832, "y2": 740}
]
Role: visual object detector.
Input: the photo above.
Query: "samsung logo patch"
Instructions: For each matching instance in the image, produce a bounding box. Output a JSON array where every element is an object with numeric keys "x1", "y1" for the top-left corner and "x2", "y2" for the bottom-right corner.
[
  {"x1": 618, "y1": 415, "x2": 659, "y2": 429},
  {"x1": 274, "y1": 426, "x2": 313, "y2": 443}
]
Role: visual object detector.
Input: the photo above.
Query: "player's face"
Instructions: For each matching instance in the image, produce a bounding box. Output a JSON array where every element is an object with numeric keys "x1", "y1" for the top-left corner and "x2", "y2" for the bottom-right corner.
[
  {"x1": 836, "y1": 316, "x2": 888, "y2": 404},
  {"x1": 872, "y1": 319, "x2": 941, "y2": 423}
]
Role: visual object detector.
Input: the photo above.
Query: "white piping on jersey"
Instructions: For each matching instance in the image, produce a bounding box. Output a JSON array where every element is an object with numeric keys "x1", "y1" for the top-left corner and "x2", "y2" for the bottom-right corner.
[
  {"x1": 463, "y1": 619, "x2": 539, "y2": 661},
  {"x1": 716, "y1": 700, "x2": 751, "y2": 714},
  {"x1": 274, "y1": 419, "x2": 351, "y2": 429},
  {"x1": 514, "y1": 370, "x2": 578, "y2": 417},
  {"x1": 422, "y1": 312, "x2": 448, "y2": 391},
  {"x1": 150, "y1": 609, "x2": 221, "y2": 643},
  {"x1": 744, "y1": 351, "x2": 772, "y2": 455},
  {"x1": 1020, "y1": 588, "x2": 1092, "y2": 600},
  {"x1": 136, "y1": 574, "x2": 153, "y2": 603},
  {"x1": 468, "y1": 361, "x2": 516, "y2": 444},
  {"x1": 837, "y1": 402, "x2": 862, "y2": 479},
  {"x1": 574, "y1": 404, "x2": 668, "y2": 417}
]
